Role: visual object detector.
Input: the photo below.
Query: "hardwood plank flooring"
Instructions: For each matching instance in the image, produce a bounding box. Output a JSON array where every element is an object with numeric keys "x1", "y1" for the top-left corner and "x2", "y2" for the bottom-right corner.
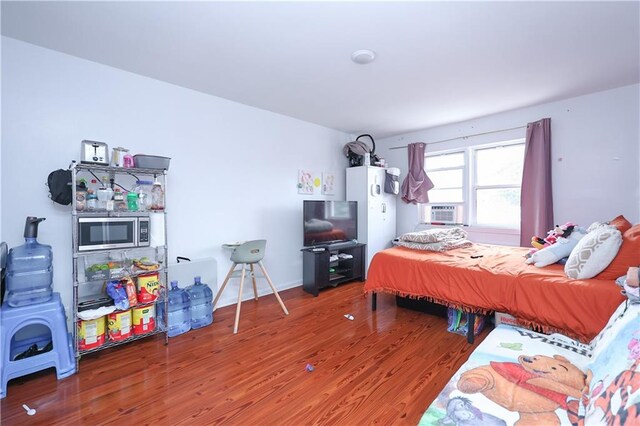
[{"x1": 0, "y1": 283, "x2": 489, "y2": 425}]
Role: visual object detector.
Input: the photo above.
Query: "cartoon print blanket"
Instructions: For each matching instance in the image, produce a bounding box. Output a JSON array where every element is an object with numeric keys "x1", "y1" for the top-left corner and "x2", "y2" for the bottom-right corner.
[{"x1": 420, "y1": 302, "x2": 640, "y2": 426}]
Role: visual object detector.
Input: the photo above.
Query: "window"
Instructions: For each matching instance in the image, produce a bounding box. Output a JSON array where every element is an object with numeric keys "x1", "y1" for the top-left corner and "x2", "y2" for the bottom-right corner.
[
  {"x1": 420, "y1": 139, "x2": 525, "y2": 229},
  {"x1": 473, "y1": 143, "x2": 525, "y2": 227},
  {"x1": 423, "y1": 151, "x2": 466, "y2": 203}
]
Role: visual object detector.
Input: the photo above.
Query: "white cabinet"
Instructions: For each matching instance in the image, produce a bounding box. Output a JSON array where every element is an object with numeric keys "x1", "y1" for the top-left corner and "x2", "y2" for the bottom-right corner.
[{"x1": 346, "y1": 166, "x2": 397, "y2": 274}]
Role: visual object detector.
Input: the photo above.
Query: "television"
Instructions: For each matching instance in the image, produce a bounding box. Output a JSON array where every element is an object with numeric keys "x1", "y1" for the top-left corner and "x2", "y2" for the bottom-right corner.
[{"x1": 303, "y1": 200, "x2": 358, "y2": 247}]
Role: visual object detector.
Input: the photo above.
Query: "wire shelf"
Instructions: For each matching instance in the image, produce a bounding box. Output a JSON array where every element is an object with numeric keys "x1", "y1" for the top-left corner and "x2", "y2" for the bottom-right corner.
[{"x1": 77, "y1": 328, "x2": 165, "y2": 356}]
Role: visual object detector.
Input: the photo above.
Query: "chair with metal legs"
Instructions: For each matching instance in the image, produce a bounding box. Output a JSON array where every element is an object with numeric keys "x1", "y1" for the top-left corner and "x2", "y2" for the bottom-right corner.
[{"x1": 213, "y1": 240, "x2": 289, "y2": 334}]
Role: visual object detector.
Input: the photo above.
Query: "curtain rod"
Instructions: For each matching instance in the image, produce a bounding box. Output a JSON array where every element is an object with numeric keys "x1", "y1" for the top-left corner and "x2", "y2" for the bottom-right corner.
[{"x1": 388, "y1": 124, "x2": 528, "y2": 150}]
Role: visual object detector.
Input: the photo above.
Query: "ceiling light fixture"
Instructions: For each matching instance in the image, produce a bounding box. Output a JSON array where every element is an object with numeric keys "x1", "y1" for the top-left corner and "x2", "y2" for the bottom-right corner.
[{"x1": 351, "y1": 49, "x2": 376, "y2": 65}]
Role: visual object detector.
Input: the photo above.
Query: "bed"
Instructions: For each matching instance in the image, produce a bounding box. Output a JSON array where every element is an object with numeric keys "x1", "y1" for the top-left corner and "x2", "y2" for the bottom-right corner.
[{"x1": 364, "y1": 244, "x2": 625, "y2": 342}]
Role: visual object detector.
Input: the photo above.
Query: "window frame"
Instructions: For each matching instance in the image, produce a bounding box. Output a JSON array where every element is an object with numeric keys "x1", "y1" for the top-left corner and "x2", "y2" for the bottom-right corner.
[
  {"x1": 423, "y1": 148, "x2": 468, "y2": 203},
  {"x1": 421, "y1": 138, "x2": 525, "y2": 230},
  {"x1": 421, "y1": 148, "x2": 468, "y2": 224},
  {"x1": 469, "y1": 139, "x2": 525, "y2": 229}
]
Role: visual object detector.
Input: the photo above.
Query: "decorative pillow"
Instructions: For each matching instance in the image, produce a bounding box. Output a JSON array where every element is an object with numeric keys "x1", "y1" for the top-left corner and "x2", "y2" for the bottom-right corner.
[
  {"x1": 609, "y1": 214, "x2": 632, "y2": 233},
  {"x1": 565, "y1": 225, "x2": 622, "y2": 279},
  {"x1": 596, "y1": 224, "x2": 640, "y2": 280}
]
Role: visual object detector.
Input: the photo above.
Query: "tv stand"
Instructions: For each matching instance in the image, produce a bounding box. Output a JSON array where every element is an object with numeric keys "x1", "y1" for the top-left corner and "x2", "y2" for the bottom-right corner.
[{"x1": 302, "y1": 243, "x2": 365, "y2": 297}]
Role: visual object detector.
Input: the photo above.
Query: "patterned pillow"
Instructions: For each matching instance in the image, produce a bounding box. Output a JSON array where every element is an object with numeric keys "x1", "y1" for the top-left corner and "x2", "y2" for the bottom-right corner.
[{"x1": 565, "y1": 225, "x2": 622, "y2": 279}]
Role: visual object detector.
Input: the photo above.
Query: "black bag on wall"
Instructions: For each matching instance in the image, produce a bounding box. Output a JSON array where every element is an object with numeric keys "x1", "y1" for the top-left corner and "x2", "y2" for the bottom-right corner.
[{"x1": 47, "y1": 169, "x2": 72, "y2": 205}]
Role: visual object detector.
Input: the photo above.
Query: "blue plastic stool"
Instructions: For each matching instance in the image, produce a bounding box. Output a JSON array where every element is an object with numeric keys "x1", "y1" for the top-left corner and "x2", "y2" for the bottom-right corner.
[{"x1": 0, "y1": 292, "x2": 76, "y2": 398}]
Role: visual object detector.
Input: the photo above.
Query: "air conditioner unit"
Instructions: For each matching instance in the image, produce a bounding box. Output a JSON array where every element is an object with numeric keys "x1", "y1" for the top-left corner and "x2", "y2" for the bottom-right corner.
[{"x1": 430, "y1": 205, "x2": 463, "y2": 224}]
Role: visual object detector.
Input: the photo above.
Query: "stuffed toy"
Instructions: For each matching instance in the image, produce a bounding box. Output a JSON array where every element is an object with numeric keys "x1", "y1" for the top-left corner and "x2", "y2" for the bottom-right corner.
[
  {"x1": 526, "y1": 227, "x2": 587, "y2": 267},
  {"x1": 458, "y1": 354, "x2": 591, "y2": 426},
  {"x1": 531, "y1": 222, "x2": 577, "y2": 250}
]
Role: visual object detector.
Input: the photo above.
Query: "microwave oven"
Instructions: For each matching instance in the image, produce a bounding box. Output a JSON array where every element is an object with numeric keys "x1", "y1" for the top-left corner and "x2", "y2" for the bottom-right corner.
[{"x1": 77, "y1": 216, "x2": 150, "y2": 252}]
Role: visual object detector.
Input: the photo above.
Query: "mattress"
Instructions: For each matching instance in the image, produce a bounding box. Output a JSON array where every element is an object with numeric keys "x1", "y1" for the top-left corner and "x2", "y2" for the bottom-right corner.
[{"x1": 364, "y1": 244, "x2": 625, "y2": 342}]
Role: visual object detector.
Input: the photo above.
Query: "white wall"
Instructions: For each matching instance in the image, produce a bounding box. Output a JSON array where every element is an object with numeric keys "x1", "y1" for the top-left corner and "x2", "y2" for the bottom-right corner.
[
  {"x1": 377, "y1": 84, "x2": 640, "y2": 245},
  {"x1": 1, "y1": 37, "x2": 352, "y2": 317}
]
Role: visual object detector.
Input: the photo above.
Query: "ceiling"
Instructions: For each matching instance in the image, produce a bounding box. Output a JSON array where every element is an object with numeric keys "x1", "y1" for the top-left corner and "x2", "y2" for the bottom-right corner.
[{"x1": 2, "y1": 1, "x2": 639, "y2": 138}]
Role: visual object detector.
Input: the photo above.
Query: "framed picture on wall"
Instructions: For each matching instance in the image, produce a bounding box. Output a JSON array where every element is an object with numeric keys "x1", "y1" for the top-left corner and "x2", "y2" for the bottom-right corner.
[
  {"x1": 298, "y1": 169, "x2": 314, "y2": 194},
  {"x1": 322, "y1": 172, "x2": 336, "y2": 195}
]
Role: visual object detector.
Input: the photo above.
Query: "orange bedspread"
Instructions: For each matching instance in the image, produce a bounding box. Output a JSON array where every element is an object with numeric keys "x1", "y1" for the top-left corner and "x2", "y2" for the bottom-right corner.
[{"x1": 364, "y1": 244, "x2": 625, "y2": 342}]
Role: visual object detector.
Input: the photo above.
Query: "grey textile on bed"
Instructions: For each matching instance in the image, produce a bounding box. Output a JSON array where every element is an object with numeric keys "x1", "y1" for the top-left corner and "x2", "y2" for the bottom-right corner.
[{"x1": 394, "y1": 227, "x2": 472, "y2": 252}]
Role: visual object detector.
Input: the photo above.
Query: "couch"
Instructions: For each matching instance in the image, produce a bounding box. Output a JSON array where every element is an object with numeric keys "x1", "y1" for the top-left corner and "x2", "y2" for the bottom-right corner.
[{"x1": 419, "y1": 299, "x2": 640, "y2": 425}]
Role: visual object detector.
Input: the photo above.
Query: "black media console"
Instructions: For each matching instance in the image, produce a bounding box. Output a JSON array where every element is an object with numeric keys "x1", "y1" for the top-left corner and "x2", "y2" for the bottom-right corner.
[{"x1": 301, "y1": 243, "x2": 366, "y2": 297}]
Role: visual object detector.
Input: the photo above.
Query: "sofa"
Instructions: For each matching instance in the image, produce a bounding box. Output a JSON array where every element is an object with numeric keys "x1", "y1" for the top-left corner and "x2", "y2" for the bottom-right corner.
[{"x1": 419, "y1": 298, "x2": 640, "y2": 425}]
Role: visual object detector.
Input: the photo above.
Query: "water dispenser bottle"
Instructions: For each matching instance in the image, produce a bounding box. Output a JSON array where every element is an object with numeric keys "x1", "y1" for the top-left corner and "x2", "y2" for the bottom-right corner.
[
  {"x1": 186, "y1": 276, "x2": 213, "y2": 329},
  {"x1": 166, "y1": 280, "x2": 191, "y2": 337},
  {"x1": 6, "y1": 217, "x2": 53, "y2": 307}
]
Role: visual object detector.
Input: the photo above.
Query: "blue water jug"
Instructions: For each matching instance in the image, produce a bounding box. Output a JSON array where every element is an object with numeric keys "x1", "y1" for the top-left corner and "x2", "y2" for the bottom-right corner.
[
  {"x1": 6, "y1": 217, "x2": 53, "y2": 307},
  {"x1": 186, "y1": 276, "x2": 213, "y2": 329},
  {"x1": 166, "y1": 280, "x2": 191, "y2": 337}
]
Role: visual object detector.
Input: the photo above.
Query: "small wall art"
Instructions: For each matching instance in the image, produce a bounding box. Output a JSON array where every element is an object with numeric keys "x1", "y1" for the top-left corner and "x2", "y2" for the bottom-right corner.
[
  {"x1": 322, "y1": 172, "x2": 336, "y2": 195},
  {"x1": 298, "y1": 169, "x2": 314, "y2": 194}
]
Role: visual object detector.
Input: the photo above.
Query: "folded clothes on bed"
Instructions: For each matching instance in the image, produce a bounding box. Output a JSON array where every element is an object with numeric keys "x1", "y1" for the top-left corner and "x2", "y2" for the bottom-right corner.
[
  {"x1": 394, "y1": 227, "x2": 472, "y2": 252},
  {"x1": 393, "y1": 238, "x2": 472, "y2": 252}
]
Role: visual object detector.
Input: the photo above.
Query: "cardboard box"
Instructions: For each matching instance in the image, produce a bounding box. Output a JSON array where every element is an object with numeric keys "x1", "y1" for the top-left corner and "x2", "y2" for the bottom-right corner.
[{"x1": 495, "y1": 312, "x2": 519, "y2": 327}]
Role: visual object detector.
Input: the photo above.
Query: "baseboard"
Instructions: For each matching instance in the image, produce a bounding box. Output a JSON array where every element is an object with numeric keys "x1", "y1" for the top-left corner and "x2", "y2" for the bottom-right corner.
[{"x1": 215, "y1": 280, "x2": 302, "y2": 310}]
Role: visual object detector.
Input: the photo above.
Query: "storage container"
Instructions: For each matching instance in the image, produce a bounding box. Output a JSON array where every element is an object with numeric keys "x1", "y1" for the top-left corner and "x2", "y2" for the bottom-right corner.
[
  {"x1": 166, "y1": 280, "x2": 191, "y2": 337},
  {"x1": 150, "y1": 178, "x2": 164, "y2": 211},
  {"x1": 107, "y1": 310, "x2": 132, "y2": 341},
  {"x1": 133, "y1": 155, "x2": 171, "y2": 170},
  {"x1": 132, "y1": 305, "x2": 156, "y2": 335},
  {"x1": 78, "y1": 316, "x2": 106, "y2": 351},
  {"x1": 134, "y1": 180, "x2": 153, "y2": 212},
  {"x1": 136, "y1": 272, "x2": 160, "y2": 303},
  {"x1": 6, "y1": 217, "x2": 53, "y2": 307},
  {"x1": 494, "y1": 312, "x2": 519, "y2": 327},
  {"x1": 186, "y1": 276, "x2": 213, "y2": 329}
]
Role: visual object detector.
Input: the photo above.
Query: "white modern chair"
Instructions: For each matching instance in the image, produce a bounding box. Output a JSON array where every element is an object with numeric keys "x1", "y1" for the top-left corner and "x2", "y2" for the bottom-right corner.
[{"x1": 213, "y1": 240, "x2": 289, "y2": 334}]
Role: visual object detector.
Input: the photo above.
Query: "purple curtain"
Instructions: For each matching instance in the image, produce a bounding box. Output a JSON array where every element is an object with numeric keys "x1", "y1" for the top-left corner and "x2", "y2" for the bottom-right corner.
[
  {"x1": 520, "y1": 118, "x2": 553, "y2": 247},
  {"x1": 401, "y1": 142, "x2": 434, "y2": 204}
]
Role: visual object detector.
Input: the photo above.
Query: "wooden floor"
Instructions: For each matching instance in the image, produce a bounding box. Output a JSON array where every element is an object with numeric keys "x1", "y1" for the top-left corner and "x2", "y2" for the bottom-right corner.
[{"x1": 0, "y1": 282, "x2": 490, "y2": 425}]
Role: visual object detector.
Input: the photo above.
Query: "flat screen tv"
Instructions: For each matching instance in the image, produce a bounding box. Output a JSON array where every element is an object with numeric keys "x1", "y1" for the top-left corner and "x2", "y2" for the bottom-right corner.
[{"x1": 303, "y1": 200, "x2": 358, "y2": 247}]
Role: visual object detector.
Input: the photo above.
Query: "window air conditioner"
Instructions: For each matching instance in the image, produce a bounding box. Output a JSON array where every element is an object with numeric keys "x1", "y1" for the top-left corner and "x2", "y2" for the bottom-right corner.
[{"x1": 430, "y1": 205, "x2": 463, "y2": 224}]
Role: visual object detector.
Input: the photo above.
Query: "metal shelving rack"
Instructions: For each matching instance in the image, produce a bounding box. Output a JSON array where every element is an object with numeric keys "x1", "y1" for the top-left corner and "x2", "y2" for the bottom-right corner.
[{"x1": 71, "y1": 163, "x2": 169, "y2": 369}]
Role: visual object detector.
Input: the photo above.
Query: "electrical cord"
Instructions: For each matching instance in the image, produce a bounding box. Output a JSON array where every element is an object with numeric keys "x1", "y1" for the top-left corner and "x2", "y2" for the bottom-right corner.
[{"x1": 87, "y1": 170, "x2": 130, "y2": 192}]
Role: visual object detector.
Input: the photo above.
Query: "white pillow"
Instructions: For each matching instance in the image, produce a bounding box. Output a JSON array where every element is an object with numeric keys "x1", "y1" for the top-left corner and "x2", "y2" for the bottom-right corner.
[{"x1": 564, "y1": 225, "x2": 622, "y2": 279}]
